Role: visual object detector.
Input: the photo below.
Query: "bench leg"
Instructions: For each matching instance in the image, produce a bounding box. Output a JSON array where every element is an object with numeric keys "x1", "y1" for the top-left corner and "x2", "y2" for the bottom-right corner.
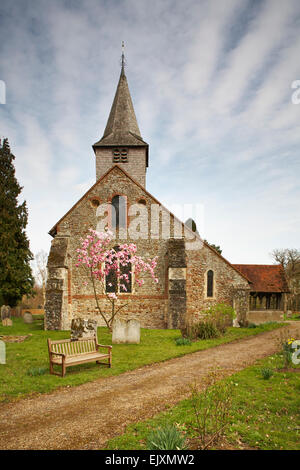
[
  {"x1": 96, "y1": 360, "x2": 111, "y2": 368},
  {"x1": 62, "y1": 360, "x2": 66, "y2": 377},
  {"x1": 49, "y1": 361, "x2": 54, "y2": 375}
]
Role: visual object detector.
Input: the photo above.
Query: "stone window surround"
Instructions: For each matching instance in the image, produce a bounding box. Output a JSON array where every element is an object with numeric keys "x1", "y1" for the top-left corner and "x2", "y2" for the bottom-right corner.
[
  {"x1": 103, "y1": 260, "x2": 135, "y2": 295},
  {"x1": 204, "y1": 268, "x2": 216, "y2": 299}
]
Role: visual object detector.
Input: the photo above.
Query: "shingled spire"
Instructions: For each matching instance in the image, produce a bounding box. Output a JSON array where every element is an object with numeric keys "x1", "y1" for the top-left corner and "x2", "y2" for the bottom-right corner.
[
  {"x1": 93, "y1": 46, "x2": 149, "y2": 187},
  {"x1": 93, "y1": 49, "x2": 148, "y2": 150}
]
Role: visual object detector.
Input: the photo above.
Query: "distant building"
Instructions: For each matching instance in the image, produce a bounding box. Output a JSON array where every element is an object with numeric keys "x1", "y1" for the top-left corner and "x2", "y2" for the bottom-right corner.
[{"x1": 233, "y1": 264, "x2": 289, "y2": 323}]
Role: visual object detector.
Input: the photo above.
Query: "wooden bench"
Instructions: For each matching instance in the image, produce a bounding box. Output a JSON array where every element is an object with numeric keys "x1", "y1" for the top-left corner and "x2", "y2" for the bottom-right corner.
[{"x1": 47, "y1": 337, "x2": 112, "y2": 377}]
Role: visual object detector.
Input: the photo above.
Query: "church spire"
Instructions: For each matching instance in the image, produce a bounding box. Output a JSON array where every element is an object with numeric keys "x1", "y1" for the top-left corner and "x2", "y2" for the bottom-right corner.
[
  {"x1": 93, "y1": 47, "x2": 149, "y2": 186},
  {"x1": 121, "y1": 41, "x2": 125, "y2": 76},
  {"x1": 93, "y1": 44, "x2": 148, "y2": 150}
]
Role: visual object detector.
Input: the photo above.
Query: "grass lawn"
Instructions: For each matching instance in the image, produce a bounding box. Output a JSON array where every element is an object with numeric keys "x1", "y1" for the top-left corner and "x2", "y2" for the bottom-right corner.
[
  {"x1": 104, "y1": 353, "x2": 300, "y2": 451},
  {"x1": 0, "y1": 316, "x2": 285, "y2": 403}
]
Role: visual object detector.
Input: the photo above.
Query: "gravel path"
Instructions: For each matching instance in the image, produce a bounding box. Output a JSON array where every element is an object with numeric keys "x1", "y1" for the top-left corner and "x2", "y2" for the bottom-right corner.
[{"x1": 1, "y1": 322, "x2": 299, "y2": 450}]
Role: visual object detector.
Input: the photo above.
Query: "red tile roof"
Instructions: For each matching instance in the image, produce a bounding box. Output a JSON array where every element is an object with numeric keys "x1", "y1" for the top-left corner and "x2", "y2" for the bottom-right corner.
[{"x1": 232, "y1": 264, "x2": 289, "y2": 293}]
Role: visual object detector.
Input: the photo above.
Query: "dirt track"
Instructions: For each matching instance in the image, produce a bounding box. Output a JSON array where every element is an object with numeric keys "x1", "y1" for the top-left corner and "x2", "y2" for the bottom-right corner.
[{"x1": 1, "y1": 322, "x2": 299, "y2": 450}]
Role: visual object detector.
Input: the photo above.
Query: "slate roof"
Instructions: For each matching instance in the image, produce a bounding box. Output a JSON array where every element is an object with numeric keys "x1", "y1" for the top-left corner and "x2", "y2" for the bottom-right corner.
[
  {"x1": 93, "y1": 67, "x2": 148, "y2": 152},
  {"x1": 232, "y1": 264, "x2": 289, "y2": 293}
]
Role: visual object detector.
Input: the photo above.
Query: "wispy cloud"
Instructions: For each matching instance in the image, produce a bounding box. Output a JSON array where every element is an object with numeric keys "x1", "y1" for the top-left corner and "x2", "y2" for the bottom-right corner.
[{"x1": 0, "y1": 0, "x2": 299, "y2": 263}]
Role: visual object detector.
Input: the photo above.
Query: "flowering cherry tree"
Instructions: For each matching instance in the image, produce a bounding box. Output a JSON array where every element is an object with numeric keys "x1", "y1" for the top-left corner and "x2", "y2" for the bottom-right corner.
[{"x1": 75, "y1": 229, "x2": 158, "y2": 331}]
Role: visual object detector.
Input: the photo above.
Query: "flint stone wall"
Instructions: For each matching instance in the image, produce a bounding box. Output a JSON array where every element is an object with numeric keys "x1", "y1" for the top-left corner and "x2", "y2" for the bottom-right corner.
[
  {"x1": 167, "y1": 238, "x2": 186, "y2": 330},
  {"x1": 45, "y1": 166, "x2": 251, "y2": 331},
  {"x1": 44, "y1": 235, "x2": 70, "y2": 330},
  {"x1": 185, "y1": 245, "x2": 250, "y2": 324}
]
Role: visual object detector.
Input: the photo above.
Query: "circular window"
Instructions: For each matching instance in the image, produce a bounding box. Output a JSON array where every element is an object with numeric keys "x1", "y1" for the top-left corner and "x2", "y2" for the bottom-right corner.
[{"x1": 90, "y1": 199, "x2": 100, "y2": 208}]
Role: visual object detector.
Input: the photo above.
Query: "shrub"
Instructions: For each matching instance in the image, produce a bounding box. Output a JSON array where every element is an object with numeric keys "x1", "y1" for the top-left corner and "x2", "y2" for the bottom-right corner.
[
  {"x1": 146, "y1": 425, "x2": 187, "y2": 450},
  {"x1": 207, "y1": 303, "x2": 236, "y2": 333},
  {"x1": 189, "y1": 369, "x2": 234, "y2": 449},
  {"x1": 175, "y1": 337, "x2": 192, "y2": 346},
  {"x1": 190, "y1": 321, "x2": 220, "y2": 340},
  {"x1": 182, "y1": 303, "x2": 235, "y2": 340},
  {"x1": 260, "y1": 367, "x2": 274, "y2": 380},
  {"x1": 248, "y1": 323, "x2": 257, "y2": 328}
]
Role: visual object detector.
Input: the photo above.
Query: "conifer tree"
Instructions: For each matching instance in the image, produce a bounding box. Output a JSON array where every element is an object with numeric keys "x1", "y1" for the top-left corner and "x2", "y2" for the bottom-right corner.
[{"x1": 0, "y1": 138, "x2": 34, "y2": 306}]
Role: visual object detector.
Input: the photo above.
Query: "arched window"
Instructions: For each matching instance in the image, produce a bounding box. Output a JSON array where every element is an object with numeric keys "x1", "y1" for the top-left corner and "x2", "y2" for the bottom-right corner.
[
  {"x1": 105, "y1": 268, "x2": 117, "y2": 293},
  {"x1": 111, "y1": 195, "x2": 127, "y2": 230},
  {"x1": 105, "y1": 245, "x2": 132, "y2": 294},
  {"x1": 207, "y1": 270, "x2": 214, "y2": 297},
  {"x1": 120, "y1": 262, "x2": 132, "y2": 293}
]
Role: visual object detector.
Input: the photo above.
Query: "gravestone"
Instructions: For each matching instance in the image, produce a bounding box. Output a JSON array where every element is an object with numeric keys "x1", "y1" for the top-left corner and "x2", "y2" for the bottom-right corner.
[
  {"x1": 127, "y1": 319, "x2": 141, "y2": 343},
  {"x1": 286, "y1": 310, "x2": 293, "y2": 318},
  {"x1": 232, "y1": 318, "x2": 240, "y2": 328},
  {"x1": 112, "y1": 319, "x2": 140, "y2": 344},
  {"x1": 70, "y1": 318, "x2": 97, "y2": 340},
  {"x1": 112, "y1": 319, "x2": 127, "y2": 344},
  {"x1": 23, "y1": 312, "x2": 33, "y2": 324},
  {"x1": 0, "y1": 340, "x2": 5, "y2": 364},
  {"x1": 2, "y1": 318, "x2": 13, "y2": 327},
  {"x1": 1, "y1": 305, "x2": 11, "y2": 320}
]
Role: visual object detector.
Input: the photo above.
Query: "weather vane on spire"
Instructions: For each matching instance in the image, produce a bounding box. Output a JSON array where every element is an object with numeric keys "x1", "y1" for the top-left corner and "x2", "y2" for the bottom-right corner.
[{"x1": 121, "y1": 41, "x2": 126, "y2": 74}]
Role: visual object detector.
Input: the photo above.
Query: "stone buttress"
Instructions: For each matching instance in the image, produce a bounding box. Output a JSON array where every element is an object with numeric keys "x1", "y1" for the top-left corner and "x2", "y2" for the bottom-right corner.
[
  {"x1": 44, "y1": 235, "x2": 70, "y2": 330},
  {"x1": 167, "y1": 238, "x2": 187, "y2": 329}
]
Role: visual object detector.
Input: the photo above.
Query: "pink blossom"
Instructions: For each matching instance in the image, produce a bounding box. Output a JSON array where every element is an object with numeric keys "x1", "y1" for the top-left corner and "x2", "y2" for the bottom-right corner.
[
  {"x1": 75, "y1": 229, "x2": 158, "y2": 329},
  {"x1": 107, "y1": 293, "x2": 118, "y2": 300}
]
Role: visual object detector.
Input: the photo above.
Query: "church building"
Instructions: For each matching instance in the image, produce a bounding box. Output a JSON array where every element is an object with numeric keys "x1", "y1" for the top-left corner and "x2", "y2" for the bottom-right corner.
[{"x1": 44, "y1": 57, "x2": 288, "y2": 330}]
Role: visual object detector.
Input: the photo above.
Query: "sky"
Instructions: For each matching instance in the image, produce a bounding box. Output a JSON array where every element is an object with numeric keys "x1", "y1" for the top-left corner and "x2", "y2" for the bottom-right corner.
[{"x1": 0, "y1": 0, "x2": 299, "y2": 265}]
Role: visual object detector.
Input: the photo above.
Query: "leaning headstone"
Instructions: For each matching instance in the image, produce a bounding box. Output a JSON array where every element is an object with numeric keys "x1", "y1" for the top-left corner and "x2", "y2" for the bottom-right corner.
[
  {"x1": 2, "y1": 318, "x2": 13, "y2": 327},
  {"x1": 286, "y1": 310, "x2": 293, "y2": 318},
  {"x1": 112, "y1": 318, "x2": 127, "y2": 344},
  {"x1": 232, "y1": 318, "x2": 240, "y2": 328},
  {"x1": 70, "y1": 318, "x2": 97, "y2": 341},
  {"x1": 23, "y1": 311, "x2": 33, "y2": 324},
  {"x1": 1, "y1": 305, "x2": 11, "y2": 320},
  {"x1": 126, "y1": 319, "x2": 140, "y2": 344}
]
